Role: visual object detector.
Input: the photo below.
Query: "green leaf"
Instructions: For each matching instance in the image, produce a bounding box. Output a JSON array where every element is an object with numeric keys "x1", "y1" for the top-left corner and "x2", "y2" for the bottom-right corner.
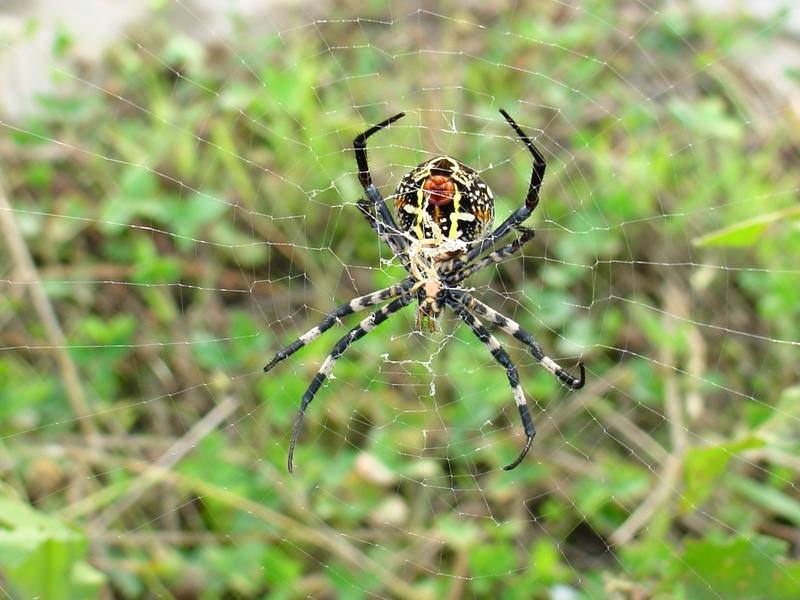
[
  {"x1": 161, "y1": 35, "x2": 206, "y2": 74},
  {"x1": 132, "y1": 237, "x2": 182, "y2": 284},
  {"x1": 527, "y1": 538, "x2": 571, "y2": 586},
  {"x1": 680, "y1": 536, "x2": 800, "y2": 599},
  {"x1": 262, "y1": 545, "x2": 302, "y2": 588},
  {"x1": 693, "y1": 206, "x2": 800, "y2": 248},
  {"x1": 52, "y1": 23, "x2": 74, "y2": 57},
  {"x1": 729, "y1": 476, "x2": 800, "y2": 525},
  {"x1": 681, "y1": 437, "x2": 763, "y2": 512},
  {"x1": 200, "y1": 542, "x2": 265, "y2": 596},
  {"x1": 169, "y1": 193, "x2": 229, "y2": 252},
  {"x1": 669, "y1": 98, "x2": 743, "y2": 141},
  {"x1": 435, "y1": 516, "x2": 482, "y2": 551},
  {"x1": 757, "y1": 386, "x2": 800, "y2": 448},
  {"x1": 327, "y1": 561, "x2": 377, "y2": 600},
  {"x1": 468, "y1": 543, "x2": 517, "y2": 578},
  {"x1": 0, "y1": 496, "x2": 104, "y2": 599},
  {"x1": 468, "y1": 543, "x2": 517, "y2": 595}
]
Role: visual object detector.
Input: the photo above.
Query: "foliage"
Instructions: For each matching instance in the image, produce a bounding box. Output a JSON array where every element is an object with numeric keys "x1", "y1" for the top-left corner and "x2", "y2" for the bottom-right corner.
[
  {"x1": 1, "y1": 1, "x2": 799, "y2": 598},
  {"x1": 0, "y1": 494, "x2": 104, "y2": 598}
]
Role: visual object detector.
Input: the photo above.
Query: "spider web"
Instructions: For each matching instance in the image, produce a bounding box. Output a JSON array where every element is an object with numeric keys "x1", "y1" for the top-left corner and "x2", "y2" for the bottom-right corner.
[{"x1": 1, "y1": 1, "x2": 800, "y2": 598}]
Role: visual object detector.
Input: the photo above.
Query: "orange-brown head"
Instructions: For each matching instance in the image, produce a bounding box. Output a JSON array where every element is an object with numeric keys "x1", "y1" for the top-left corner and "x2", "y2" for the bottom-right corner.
[{"x1": 422, "y1": 175, "x2": 456, "y2": 207}]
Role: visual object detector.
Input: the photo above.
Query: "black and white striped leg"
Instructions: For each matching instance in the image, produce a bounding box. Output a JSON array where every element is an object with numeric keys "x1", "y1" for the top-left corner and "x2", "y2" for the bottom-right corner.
[
  {"x1": 446, "y1": 299, "x2": 535, "y2": 471},
  {"x1": 363, "y1": 187, "x2": 409, "y2": 255},
  {"x1": 353, "y1": 113, "x2": 409, "y2": 256},
  {"x1": 500, "y1": 108, "x2": 547, "y2": 212},
  {"x1": 444, "y1": 227, "x2": 535, "y2": 284},
  {"x1": 454, "y1": 292, "x2": 585, "y2": 390},
  {"x1": 463, "y1": 108, "x2": 547, "y2": 263},
  {"x1": 357, "y1": 198, "x2": 410, "y2": 271},
  {"x1": 287, "y1": 294, "x2": 412, "y2": 473},
  {"x1": 264, "y1": 279, "x2": 413, "y2": 373}
]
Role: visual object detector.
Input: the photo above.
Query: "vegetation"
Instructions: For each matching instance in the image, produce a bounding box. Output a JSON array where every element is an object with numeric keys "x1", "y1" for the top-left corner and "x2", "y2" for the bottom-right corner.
[{"x1": 1, "y1": 1, "x2": 799, "y2": 598}]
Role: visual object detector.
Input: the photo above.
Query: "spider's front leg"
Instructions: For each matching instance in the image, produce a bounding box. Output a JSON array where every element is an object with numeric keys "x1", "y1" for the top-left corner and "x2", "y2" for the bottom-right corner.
[
  {"x1": 463, "y1": 109, "x2": 547, "y2": 264},
  {"x1": 353, "y1": 113, "x2": 409, "y2": 257},
  {"x1": 443, "y1": 226, "x2": 535, "y2": 283},
  {"x1": 356, "y1": 199, "x2": 410, "y2": 271}
]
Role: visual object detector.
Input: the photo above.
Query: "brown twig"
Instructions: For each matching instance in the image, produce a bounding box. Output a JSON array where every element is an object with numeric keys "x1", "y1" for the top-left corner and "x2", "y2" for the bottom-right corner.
[
  {"x1": 56, "y1": 444, "x2": 429, "y2": 600},
  {"x1": 534, "y1": 365, "x2": 630, "y2": 444},
  {"x1": 0, "y1": 170, "x2": 97, "y2": 436},
  {"x1": 445, "y1": 549, "x2": 471, "y2": 600},
  {"x1": 92, "y1": 530, "x2": 278, "y2": 546},
  {"x1": 593, "y1": 399, "x2": 669, "y2": 464},
  {"x1": 609, "y1": 454, "x2": 682, "y2": 546},
  {"x1": 609, "y1": 280, "x2": 691, "y2": 545},
  {"x1": 90, "y1": 395, "x2": 239, "y2": 530}
]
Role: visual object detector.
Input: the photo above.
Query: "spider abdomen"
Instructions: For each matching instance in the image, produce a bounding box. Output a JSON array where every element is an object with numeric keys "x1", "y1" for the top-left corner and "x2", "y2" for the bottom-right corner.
[{"x1": 394, "y1": 156, "x2": 494, "y2": 243}]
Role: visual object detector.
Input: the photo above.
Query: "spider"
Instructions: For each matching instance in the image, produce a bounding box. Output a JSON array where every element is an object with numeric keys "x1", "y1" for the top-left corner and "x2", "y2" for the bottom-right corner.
[{"x1": 265, "y1": 109, "x2": 585, "y2": 472}]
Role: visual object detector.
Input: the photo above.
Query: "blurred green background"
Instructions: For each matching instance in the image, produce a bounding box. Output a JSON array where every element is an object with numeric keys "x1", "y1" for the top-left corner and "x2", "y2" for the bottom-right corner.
[{"x1": 1, "y1": 0, "x2": 800, "y2": 598}]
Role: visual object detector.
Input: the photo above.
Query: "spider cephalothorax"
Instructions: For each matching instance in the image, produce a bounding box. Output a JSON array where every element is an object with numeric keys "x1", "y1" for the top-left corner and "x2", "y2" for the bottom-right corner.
[{"x1": 265, "y1": 109, "x2": 586, "y2": 473}]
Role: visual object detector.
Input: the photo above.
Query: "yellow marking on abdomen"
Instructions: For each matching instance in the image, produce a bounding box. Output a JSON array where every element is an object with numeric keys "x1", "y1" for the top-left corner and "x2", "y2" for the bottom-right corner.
[
  {"x1": 415, "y1": 187, "x2": 425, "y2": 239},
  {"x1": 448, "y1": 189, "x2": 462, "y2": 239}
]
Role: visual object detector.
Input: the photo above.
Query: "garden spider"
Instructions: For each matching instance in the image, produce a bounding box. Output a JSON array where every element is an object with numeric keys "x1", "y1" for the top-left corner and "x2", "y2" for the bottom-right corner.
[{"x1": 265, "y1": 109, "x2": 585, "y2": 472}]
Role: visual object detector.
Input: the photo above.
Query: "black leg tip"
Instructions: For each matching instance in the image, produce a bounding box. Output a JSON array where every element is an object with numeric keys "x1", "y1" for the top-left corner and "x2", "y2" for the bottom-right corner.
[
  {"x1": 516, "y1": 226, "x2": 536, "y2": 240},
  {"x1": 502, "y1": 435, "x2": 534, "y2": 471},
  {"x1": 287, "y1": 409, "x2": 305, "y2": 474},
  {"x1": 264, "y1": 349, "x2": 293, "y2": 373},
  {"x1": 572, "y1": 362, "x2": 586, "y2": 390},
  {"x1": 499, "y1": 109, "x2": 524, "y2": 134},
  {"x1": 354, "y1": 112, "x2": 406, "y2": 148},
  {"x1": 382, "y1": 112, "x2": 406, "y2": 127},
  {"x1": 555, "y1": 361, "x2": 586, "y2": 390}
]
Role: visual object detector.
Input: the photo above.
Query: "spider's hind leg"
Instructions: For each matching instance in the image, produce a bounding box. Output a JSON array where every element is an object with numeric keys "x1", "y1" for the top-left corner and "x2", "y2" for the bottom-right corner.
[
  {"x1": 455, "y1": 292, "x2": 585, "y2": 390},
  {"x1": 264, "y1": 279, "x2": 412, "y2": 373},
  {"x1": 446, "y1": 299, "x2": 536, "y2": 471},
  {"x1": 287, "y1": 294, "x2": 412, "y2": 473}
]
